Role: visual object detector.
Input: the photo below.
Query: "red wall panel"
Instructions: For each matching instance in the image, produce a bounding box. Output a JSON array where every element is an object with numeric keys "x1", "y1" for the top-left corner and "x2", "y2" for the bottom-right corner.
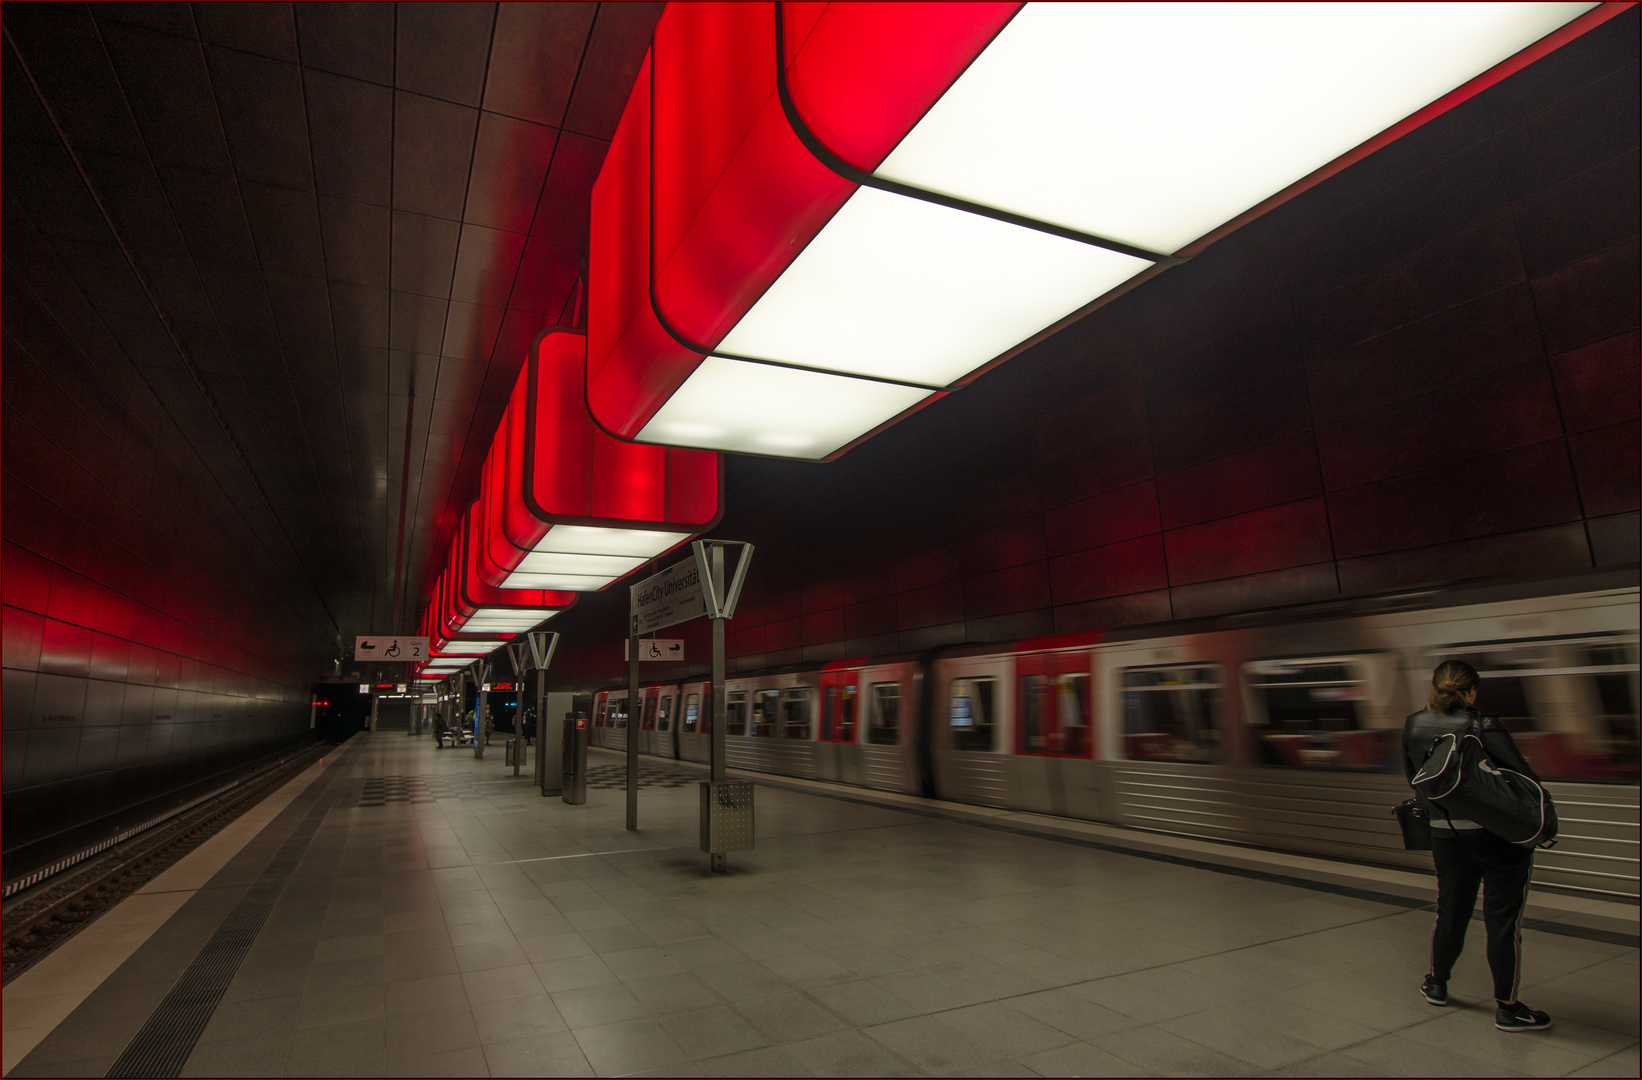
[
  {"x1": 1530, "y1": 240, "x2": 1642, "y2": 355},
  {"x1": 1570, "y1": 421, "x2": 1642, "y2": 517},
  {"x1": 1156, "y1": 436, "x2": 1320, "y2": 532},
  {"x1": 1044, "y1": 482, "x2": 1160, "y2": 557},
  {"x1": 1552, "y1": 331, "x2": 1641, "y2": 432},
  {"x1": 1315, "y1": 362, "x2": 1564, "y2": 491},
  {"x1": 1048, "y1": 535, "x2": 1169, "y2": 606},
  {"x1": 1329, "y1": 441, "x2": 1583, "y2": 559},
  {"x1": 1165, "y1": 499, "x2": 1334, "y2": 586},
  {"x1": 1304, "y1": 287, "x2": 1543, "y2": 427}
]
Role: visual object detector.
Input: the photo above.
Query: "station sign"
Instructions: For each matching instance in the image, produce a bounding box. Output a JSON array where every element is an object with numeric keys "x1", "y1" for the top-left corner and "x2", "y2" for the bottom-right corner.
[
  {"x1": 354, "y1": 636, "x2": 429, "y2": 662},
  {"x1": 625, "y1": 638, "x2": 685, "y2": 662},
  {"x1": 630, "y1": 557, "x2": 704, "y2": 636}
]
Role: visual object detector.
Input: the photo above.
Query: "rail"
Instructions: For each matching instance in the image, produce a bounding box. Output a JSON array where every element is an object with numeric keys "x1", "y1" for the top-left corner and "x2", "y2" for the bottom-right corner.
[{"x1": 0, "y1": 741, "x2": 331, "y2": 986}]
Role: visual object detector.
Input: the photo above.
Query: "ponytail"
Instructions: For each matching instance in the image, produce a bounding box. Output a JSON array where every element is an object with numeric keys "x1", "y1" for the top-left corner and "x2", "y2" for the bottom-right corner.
[{"x1": 1427, "y1": 659, "x2": 1479, "y2": 712}]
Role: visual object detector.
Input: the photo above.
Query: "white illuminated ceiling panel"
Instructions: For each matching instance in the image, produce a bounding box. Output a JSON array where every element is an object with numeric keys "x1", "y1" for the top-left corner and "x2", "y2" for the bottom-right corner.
[
  {"x1": 497, "y1": 527, "x2": 693, "y2": 590},
  {"x1": 433, "y1": 640, "x2": 505, "y2": 655},
  {"x1": 536, "y1": 526, "x2": 691, "y2": 558},
  {"x1": 875, "y1": 2, "x2": 1598, "y2": 253},
  {"x1": 639, "y1": 356, "x2": 930, "y2": 458},
  {"x1": 516, "y1": 552, "x2": 647, "y2": 576},
  {"x1": 459, "y1": 609, "x2": 559, "y2": 634},
  {"x1": 718, "y1": 188, "x2": 1148, "y2": 387}
]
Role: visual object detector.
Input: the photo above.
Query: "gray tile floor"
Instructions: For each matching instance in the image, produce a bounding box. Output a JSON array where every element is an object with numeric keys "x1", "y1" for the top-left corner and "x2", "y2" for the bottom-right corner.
[{"x1": 20, "y1": 736, "x2": 1642, "y2": 1077}]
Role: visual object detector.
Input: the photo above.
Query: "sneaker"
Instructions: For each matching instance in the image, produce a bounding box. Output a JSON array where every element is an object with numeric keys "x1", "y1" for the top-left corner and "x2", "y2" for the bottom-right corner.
[
  {"x1": 1420, "y1": 975, "x2": 1447, "y2": 1006},
  {"x1": 1495, "y1": 1001, "x2": 1552, "y2": 1032}
]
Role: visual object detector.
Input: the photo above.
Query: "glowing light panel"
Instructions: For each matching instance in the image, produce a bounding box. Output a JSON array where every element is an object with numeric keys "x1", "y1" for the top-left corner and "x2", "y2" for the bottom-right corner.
[
  {"x1": 875, "y1": 2, "x2": 1599, "y2": 253},
  {"x1": 434, "y1": 640, "x2": 506, "y2": 655},
  {"x1": 639, "y1": 356, "x2": 929, "y2": 458},
  {"x1": 717, "y1": 187, "x2": 1148, "y2": 387}
]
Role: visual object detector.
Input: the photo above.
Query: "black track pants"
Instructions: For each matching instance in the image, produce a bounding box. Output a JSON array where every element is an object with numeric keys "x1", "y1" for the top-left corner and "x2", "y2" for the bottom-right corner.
[{"x1": 1429, "y1": 830, "x2": 1534, "y2": 1002}]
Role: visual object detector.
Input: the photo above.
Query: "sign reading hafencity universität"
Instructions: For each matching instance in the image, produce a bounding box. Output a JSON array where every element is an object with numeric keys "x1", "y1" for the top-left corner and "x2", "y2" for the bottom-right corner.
[
  {"x1": 625, "y1": 638, "x2": 685, "y2": 662},
  {"x1": 353, "y1": 636, "x2": 430, "y2": 662},
  {"x1": 630, "y1": 557, "x2": 703, "y2": 636}
]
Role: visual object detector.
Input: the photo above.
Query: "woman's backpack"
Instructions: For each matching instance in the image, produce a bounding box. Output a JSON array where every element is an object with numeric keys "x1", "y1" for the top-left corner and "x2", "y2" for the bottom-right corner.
[{"x1": 1410, "y1": 715, "x2": 1558, "y2": 848}]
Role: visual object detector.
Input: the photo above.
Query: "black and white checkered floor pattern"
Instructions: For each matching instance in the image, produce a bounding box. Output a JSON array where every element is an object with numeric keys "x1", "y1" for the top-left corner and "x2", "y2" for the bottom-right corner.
[
  {"x1": 356, "y1": 775, "x2": 466, "y2": 806},
  {"x1": 582, "y1": 764, "x2": 694, "y2": 790}
]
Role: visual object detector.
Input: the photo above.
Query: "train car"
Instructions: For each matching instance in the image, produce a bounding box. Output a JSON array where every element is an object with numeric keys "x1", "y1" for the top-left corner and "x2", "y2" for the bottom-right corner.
[{"x1": 584, "y1": 573, "x2": 1638, "y2": 900}]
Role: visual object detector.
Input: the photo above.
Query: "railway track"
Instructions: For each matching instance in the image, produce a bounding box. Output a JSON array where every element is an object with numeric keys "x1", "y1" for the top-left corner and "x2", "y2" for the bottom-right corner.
[{"x1": 0, "y1": 741, "x2": 332, "y2": 986}]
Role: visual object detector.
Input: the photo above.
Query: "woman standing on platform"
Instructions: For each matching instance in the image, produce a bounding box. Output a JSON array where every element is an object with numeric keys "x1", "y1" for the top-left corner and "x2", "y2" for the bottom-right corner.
[{"x1": 1402, "y1": 660, "x2": 1551, "y2": 1032}]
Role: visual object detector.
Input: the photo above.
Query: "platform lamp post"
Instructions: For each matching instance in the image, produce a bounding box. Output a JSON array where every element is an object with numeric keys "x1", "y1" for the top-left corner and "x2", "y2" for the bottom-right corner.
[
  {"x1": 525, "y1": 632, "x2": 561, "y2": 796},
  {"x1": 505, "y1": 634, "x2": 557, "y2": 778},
  {"x1": 468, "y1": 659, "x2": 491, "y2": 760},
  {"x1": 697, "y1": 540, "x2": 753, "y2": 872},
  {"x1": 628, "y1": 540, "x2": 752, "y2": 866},
  {"x1": 626, "y1": 602, "x2": 641, "y2": 831}
]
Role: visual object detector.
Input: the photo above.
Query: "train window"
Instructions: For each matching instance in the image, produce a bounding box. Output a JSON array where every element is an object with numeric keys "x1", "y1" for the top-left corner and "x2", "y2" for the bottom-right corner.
[
  {"x1": 950, "y1": 678, "x2": 997, "y2": 752},
  {"x1": 611, "y1": 697, "x2": 628, "y2": 729},
  {"x1": 683, "y1": 693, "x2": 700, "y2": 733},
  {"x1": 1436, "y1": 636, "x2": 1639, "y2": 783},
  {"x1": 594, "y1": 699, "x2": 606, "y2": 727},
  {"x1": 751, "y1": 689, "x2": 780, "y2": 737},
  {"x1": 1017, "y1": 673, "x2": 1091, "y2": 757},
  {"x1": 1120, "y1": 665, "x2": 1221, "y2": 763},
  {"x1": 657, "y1": 694, "x2": 673, "y2": 732},
  {"x1": 823, "y1": 684, "x2": 858, "y2": 743},
  {"x1": 1246, "y1": 657, "x2": 1389, "y2": 770},
  {"x1": 642, "y1": 695, "x2": 658, "y2": 731},
  {"x1": 726, "y1": 691, "x2": 748, "y2": 736},
  {"x1": 782, "y1": 688, "x2": 813, "y2": 739},
  {"x1": 868, "y1": 683, "x2": 900, "y2": 745}
]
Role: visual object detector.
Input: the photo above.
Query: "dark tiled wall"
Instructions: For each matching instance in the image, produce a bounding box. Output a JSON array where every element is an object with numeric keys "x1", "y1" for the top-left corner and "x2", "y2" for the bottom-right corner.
[
  {"x1": 2, "y1": 277, "x2": 325, "y2": 876},
  {"x1": 556, "y1": 10, "x2": 1639, "y2": 686}
]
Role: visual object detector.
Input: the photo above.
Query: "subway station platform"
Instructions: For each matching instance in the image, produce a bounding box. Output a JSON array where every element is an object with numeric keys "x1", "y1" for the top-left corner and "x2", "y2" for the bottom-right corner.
[{"x1": 4, "y1": 734, "x2": 1636, "y2": 1078}]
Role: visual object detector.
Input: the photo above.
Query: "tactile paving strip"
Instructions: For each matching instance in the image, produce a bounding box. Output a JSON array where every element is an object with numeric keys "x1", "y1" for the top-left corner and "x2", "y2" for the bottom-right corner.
[{"x1": 104, "y1": 743, "x2": 359, "y2": 1077}]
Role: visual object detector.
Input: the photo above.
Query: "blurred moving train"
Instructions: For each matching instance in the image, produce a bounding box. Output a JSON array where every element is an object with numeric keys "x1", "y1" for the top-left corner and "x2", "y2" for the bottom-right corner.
[{"x1": 591, "y1": 573, "x2": 1639, "y2": 900}]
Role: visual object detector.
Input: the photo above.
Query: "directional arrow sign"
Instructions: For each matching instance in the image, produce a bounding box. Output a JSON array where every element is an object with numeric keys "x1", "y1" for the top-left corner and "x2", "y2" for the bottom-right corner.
[
  {"x1": 353, "y1": 636, "x2": 429, "y2": 662},
  {"x1": 625, "y1": 638, "x2": 684, "y2": 662}
]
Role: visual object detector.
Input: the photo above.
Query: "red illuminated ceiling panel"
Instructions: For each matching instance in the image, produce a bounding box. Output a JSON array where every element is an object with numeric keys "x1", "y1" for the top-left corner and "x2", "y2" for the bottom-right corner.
[
  {"x1": 474, "y1": 329, "x2": 721, "y2": 592},
  {"x1": 455, "y1": 508, "x2": 575, "y2": 637},
  {"x1": 587, "y1": 1, "x2": 1618, "y2": 461}
]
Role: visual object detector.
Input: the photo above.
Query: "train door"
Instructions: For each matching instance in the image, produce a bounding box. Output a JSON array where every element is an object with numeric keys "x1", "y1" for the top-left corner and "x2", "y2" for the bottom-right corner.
[
  {"x1": 677, "y1": 681, "x2": 709, "y2": 763},
  {"x1": 655, "y1": 686, "x2": 679, "y2": 760},
  {"x1": 607, "y1": 692, "x2": 628, "y2": 752},
  {"x1": 932, "y1": 653, "x2": 1013, "y2": 807},
  {"x1": 818, "y1": 665, "x2": 864, "y2": 785},
  {"x1": 1009, "y1": 648, "x2": 1094, "y2": 817},
  {"x1": 776, "y1": 682, "x2": 820, "y2": 778},
  {"x1": 592, "y1": 692, "x2": 608, "y2": 747},
  {"x1": 858, "y1": 662, "x2": 918, "y2": 793},
  {"x1": 639, "y1": 686, "x2": 661, "y2": 755}
]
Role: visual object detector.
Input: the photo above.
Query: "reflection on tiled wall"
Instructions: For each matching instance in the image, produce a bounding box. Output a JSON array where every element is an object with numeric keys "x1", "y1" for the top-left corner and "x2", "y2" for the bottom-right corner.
[
  {"x1": 2, "y1": 274, "x2": 326, "y2": 876},
  {"x1": 555, "y1": 9, "x2": 1639, "y2": 688}
]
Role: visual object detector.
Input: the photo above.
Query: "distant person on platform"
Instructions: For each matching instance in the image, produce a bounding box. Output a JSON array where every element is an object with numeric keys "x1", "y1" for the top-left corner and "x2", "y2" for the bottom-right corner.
[{"x1": 1402, "y1": 660, "x2": 1551, "y2": 1032}]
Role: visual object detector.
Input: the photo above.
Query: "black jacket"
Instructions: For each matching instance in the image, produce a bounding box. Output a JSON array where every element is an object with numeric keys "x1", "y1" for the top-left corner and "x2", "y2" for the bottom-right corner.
[{"x1": 1402, "y1": 707, "x2": 1541, "y2": 822}]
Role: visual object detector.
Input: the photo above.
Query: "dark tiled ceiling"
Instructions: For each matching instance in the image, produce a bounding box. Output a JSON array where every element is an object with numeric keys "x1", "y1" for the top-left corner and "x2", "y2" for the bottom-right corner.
[{"x1": 2, "y1": 1, "x2": 662, "y2": 645}]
